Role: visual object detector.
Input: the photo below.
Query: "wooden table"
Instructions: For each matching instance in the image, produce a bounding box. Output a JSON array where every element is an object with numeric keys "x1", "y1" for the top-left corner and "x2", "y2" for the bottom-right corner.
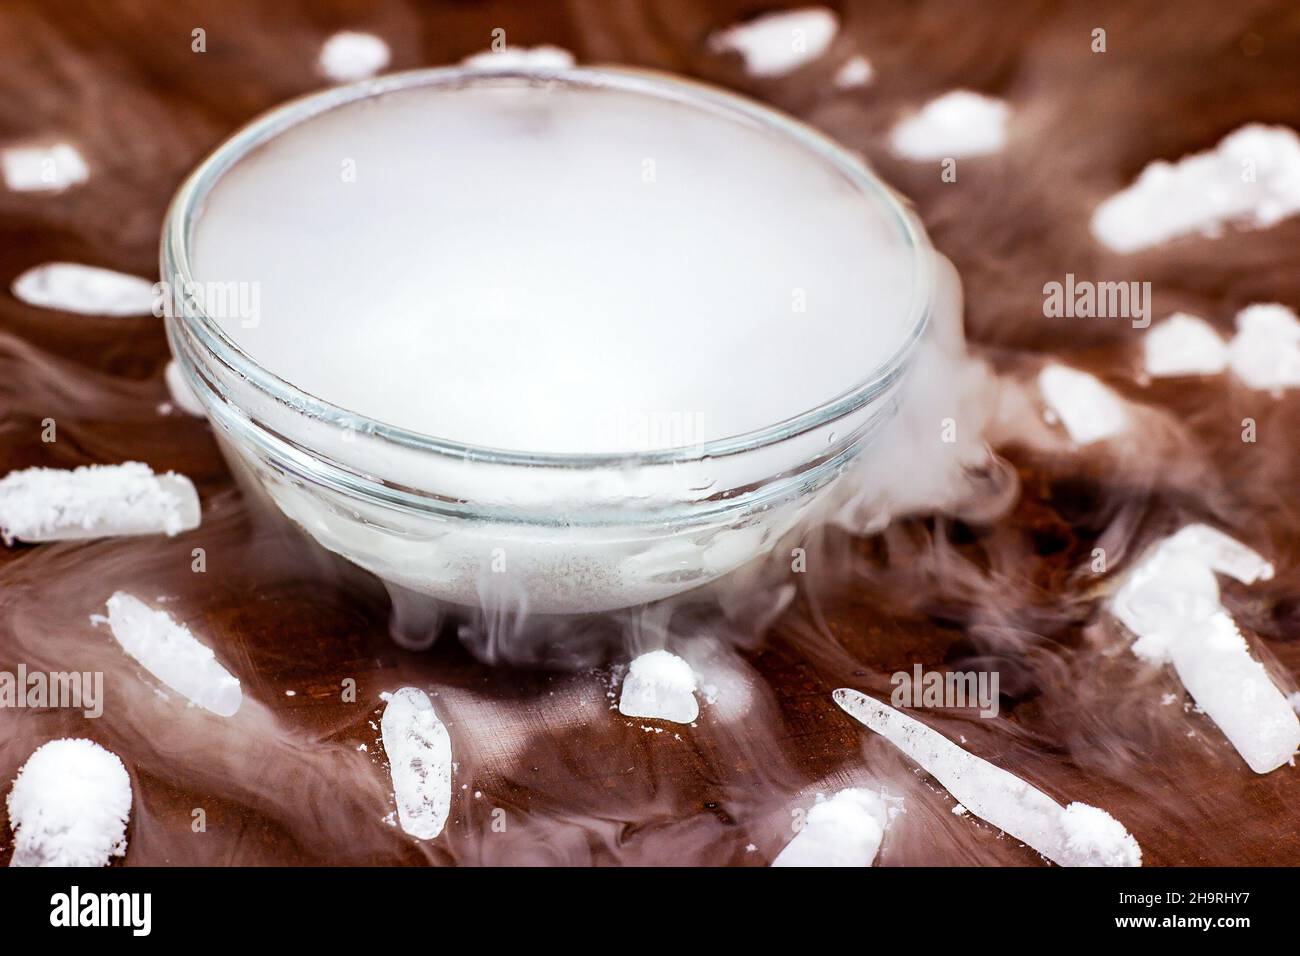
[{"x1": 1, "y1": 0, "x2": 1298, "y2": 865}]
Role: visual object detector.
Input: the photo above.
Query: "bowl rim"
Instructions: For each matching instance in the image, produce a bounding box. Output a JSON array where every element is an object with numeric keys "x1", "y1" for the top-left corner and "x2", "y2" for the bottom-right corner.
[{"x1": 161, "y1": 64, "x2": 935, "y2": 469}]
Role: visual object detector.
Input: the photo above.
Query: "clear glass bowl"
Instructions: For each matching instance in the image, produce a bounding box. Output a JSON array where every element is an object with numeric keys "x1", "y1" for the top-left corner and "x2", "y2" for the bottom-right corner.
[{"x1": 161, "y1": 66, "x2": 936, "y2": 614}]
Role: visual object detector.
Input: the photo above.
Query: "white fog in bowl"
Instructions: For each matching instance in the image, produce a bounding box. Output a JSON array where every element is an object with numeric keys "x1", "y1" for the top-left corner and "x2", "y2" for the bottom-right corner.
[{"x1": 190, "y1": 78, "x2": 917, "y2": 455}]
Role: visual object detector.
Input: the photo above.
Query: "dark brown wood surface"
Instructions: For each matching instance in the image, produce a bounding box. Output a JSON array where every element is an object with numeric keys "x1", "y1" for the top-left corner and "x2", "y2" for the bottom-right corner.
[{"x1": 1, "y1": 0, "x2": 1299, "y2": 866}]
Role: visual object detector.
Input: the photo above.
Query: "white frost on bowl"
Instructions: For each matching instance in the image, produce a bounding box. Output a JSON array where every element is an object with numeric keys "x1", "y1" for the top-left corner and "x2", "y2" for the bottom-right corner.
[
  {"x1": 1226, "y1": 303, "x2": 1300, "y2": 392},
  {"x1": 96, "y1": 592, "x2": 243, "y2": 717},
  {"x1": 0, "y1": 462, "x2": 200, "y2": 544},
  {"x1": 618, "y1": 650, "x2": 699, "y2": 724},
  {"x1": 7, "y1": 738, "x2": 132, "y2": 867},
  {"x1": 460, "y1": 45, "x2": 575, "y2": 71},
  {"x1": 1037, "y1": 364, "x2": 1129, "y2": 445},
  {"x1": 1143, "y1": 313, "x2": 1228, "y2": 378},
  {"x1": 318, "y1": 31, "x2": 391, "y2": 83},
  {"x1": 889, "y1": 91, "x2": 1010, "y2": 160},
  {"x1": 772, "y1": 788, "x2": 892, "y2": 867},
  {"x1": 707, "y1": 7, "x2": 838, "y2": 78},
  {"x1": 1091, "y1": 124, "x2": 1300, "y2": 253},
  {"x1": 1, "y1": 141, "x2": 89, "y2": 192},
  {"x1": 381, "y1": 687, "x2": 452, "y2": 839},
  {"x1": 11, "y1": 262, "x2": 156, "y2": 316}
]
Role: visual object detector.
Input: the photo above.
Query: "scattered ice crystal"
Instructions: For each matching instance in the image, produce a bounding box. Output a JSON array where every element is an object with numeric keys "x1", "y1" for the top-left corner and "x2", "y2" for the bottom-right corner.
[
  {"x1": 1091, "y1": 125, "x2": 1300, "y2": 253},
  {"x1": 1226, "y1": 303, "x2": 1300, "y2": 391},
  {"x1": 0, "y1": 462, "x2": 200, "y2": 544},
  {"x1": 833, "y1": 689, "x2": 1141, "y2": 866},
  {"x1": 318, "y1": 31, "x2": 391, "y2": 82},
  {"x1": 1111, "y1": 523, "x2": 1273, "y2": 664},
  {"x1": 1143, "y1": 313, "x2": 1228, "y2": 378},
  {"x1": 772, "y1": 788, "x2": 890, "y2": 867},
  {"x1": 7, "y1": 739, "x2": 131, "y2": 867},
  {"x1": 708, "y1": 7, "x2": 838, "y2": 78},
  {"x1": 618, "y1": 650, "x2": 699, "y2": 724},
  {"x1": 1110, "y1": 525, "x2": 1299, "y2": 773},
  {"x1": 460, "y1": 45, "x2": 575, "y2": 70},
  {"x1": 1, "y1": 142, "x2": 89, "y2": 192},
  {"x1": 11, "y1": 262, "x2": 155, "y2": 316},
  {"x1": 380, "y1": 688, "x2": 452, "y2": 839},
  {"x1": 889, "y1": 91, "x2": 1010, "y2": 160},
  {"x1": 1160, "y1": 523, "x2": 1275, "y2": 585},
  {"x1": 833, "y1": 54, "x2": 873, "y2": 89},
  {"x1": 1059, "y1": 802, "x2": 1143, "y2": 868},
  {"x1": 1170, "y1": 612, "x2": 1300, "y2": 774},
  {"x1": 98, "y1": 593, "x2": 242, "y2": 717},
  {"x1": 1036, "y1": 364, "x2": 1129, "y2": 445}
]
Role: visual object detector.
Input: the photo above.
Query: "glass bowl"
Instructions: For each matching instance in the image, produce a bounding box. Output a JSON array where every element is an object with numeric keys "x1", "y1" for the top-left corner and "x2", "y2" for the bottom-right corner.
[{"x1": 161, "y1": 66, "x2": 936, "y2": 614}]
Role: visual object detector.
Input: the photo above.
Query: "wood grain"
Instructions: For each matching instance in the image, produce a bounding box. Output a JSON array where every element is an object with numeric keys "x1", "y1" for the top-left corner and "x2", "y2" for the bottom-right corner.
[{"x1": 1, "y1": 0, "x2": 1298, "y2": 865}]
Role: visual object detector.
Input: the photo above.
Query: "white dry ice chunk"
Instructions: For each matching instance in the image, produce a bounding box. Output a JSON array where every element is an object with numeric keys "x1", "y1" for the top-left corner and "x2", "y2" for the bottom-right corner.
[
  {"x1": 833, "y1": 689, "x2": 1142, "y2": 867},
  {"x1": 1143, "y1": 313, "x2": 1228, "y2": 378},
  {"x1": 7, "y1": 738, "x2": 132, "y2": 867},
  {"x1": 1161, "y1": 523, "x2": 1275, "y2": 585},
  {"x1": 618, "y1": 650, "x2": 699, "y2": 723},
  {"x1": 1059, "y1": 802, "x2": 1144, "y2": 868},
  {"x1": 11, "y1": 262, "x2": 156, "y2": 316},
  {"x1": 165, "y1": 361, "x2": 205, "y2": 416},
  {"x1": 708, "y1": 7, "x2": 838, "y2": 78},
  {"x1": 772, "y1": 788, "x2": 891, "y2": 867},
  {"x1": 1091, "y1": 124, "x2": 1300, "y2": 253},
  {"x1": 1, "y1": 142, "x2": 89, "y2": 192},
  {"x1": 98, "y1": 592, "x2": 242, "y2": 717},
  {"x1": 1115, "y1": 553, "x2": 1225, "y2": 666},
  {"x1": 380, "y1": 687, "x2": 452, "y2": 839},
  {"x1": 0, "y1": 462, "x2": 200, "y2": 545},
  {"x1": 1171, "y1": 612, "x2": 1300, "y2": 774},
  {"x1": 1226, "y1": 303, "x2": 1300, "y2": 391},
  {"x1": 890, "y1": 90, "x2": 1010, "y2": 160},
  {"x1": 1037, "y1": 364, "x2": 1129, "y2": 445},
  {"x1": 1109, "y1": 525, "x2": 1299, "y2": 773},
  {"x1": 832, "y1": 54, "x2": 873, "y2": 89},
  {"x1": 460, "y1": 45, "x2": 575, "y2": 70},
  {"x1": 317, "y1": 31, "x2": 391, "y2": 83},
  {"x1": 1111, "y1": 523, "x2": 1274, "y2": 663}
]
